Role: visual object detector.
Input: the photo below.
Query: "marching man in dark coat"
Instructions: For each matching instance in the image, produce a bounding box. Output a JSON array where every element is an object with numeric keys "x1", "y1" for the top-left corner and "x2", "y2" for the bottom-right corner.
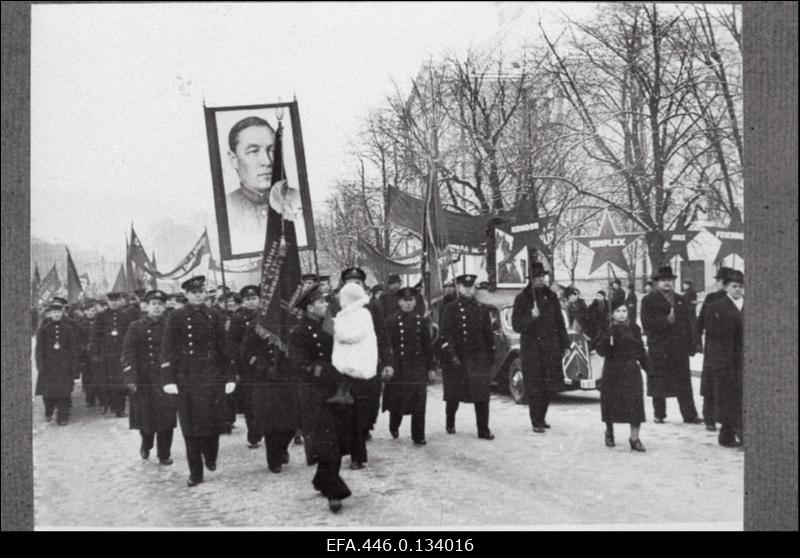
[
  {"x1": 694, "y1": 267, "x2": 735, "y2": 432},
  {"x1": 704, "y1": 270, "x2": 744, "y2": 448},
  {"x1": 241, "y1": 311, "x2": 301, "y2": 473},
  {"x1": 121, "y1": 290, "x2": 177, "y2": 465},
  {"x1": 289, "y1": 285, "x2": 354, "y2": 513},
  {"x1": 382, "y1": 287, "x2": 435, "y2": 445},
  {"x1": 77, "y1": 298, "x2": 99, "y2": 408},
  {"x1": 160, "y1": 276, "x2": 236, "y2": 487},
  {"x1": 439, "y1": 274, "x2": 496, "y2": 439},
  {"x1": 511, "y1": 263, "x2": 570, "y2": 433},
  {"x1": 91, "y1": 291, "x2": 135, "y2": 417},
  {"x1": 640, "y1": 266, "x2": 702, "y2": 424},
  {"x1": 35, "y1": 297, "x2": 78, "y2": 425},
  {"x1": 595, "y1": 298, "x2": 648, "y2": 451},
  {"x1": 229, "y1": 285, "x2": 262, "y2": 448}
]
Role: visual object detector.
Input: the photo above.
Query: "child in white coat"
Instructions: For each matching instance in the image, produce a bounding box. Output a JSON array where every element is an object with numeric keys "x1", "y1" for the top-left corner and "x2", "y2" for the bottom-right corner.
[{"x1": 329, "y1": 282, "x2": 378, "y2": 404}]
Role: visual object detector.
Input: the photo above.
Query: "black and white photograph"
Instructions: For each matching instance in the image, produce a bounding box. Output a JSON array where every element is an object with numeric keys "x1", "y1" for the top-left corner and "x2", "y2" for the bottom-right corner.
[{"x1": 2, "y1": 1, "x2": 797, "y2": 534}]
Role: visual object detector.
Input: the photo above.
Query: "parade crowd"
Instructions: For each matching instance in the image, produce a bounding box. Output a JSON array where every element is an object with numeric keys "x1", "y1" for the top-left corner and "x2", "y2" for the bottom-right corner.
[{"x1": 33, "y1": 262, "x2": 744, "y2": 513}]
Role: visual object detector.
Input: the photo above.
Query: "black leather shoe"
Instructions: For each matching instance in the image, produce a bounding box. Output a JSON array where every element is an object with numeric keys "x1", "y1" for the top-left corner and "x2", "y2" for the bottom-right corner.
[
  {"x1": 654, "y1": 418, "x2": 666, "y2": 424},
  {"x1": 206, "y1": 461, "x2": 216, "y2": 472},
  {"x1": 390, "y1": 429, "x2": 399, "y2": 439},
  {"x1": 140, "y1": 446, "x2": 150, "y2": 460},
  {"x1": 684, "y1": 417, "x2": 704, "y2": 425},
  {"x1": 605, "y1": 430, "x2": 615, "y2": 447},
  {"x1": 247, "y1": 442, "x2": 260, "y2": 449},
  {"x1": 186, "y1": 477, "x2": 203, "y2": 487},
  {"x1": 159, "y1": 458, "x2": 174, "y2": 466},
  {"x1": 705, "y1": 424, "x2": 717, "y2": 432},
  {"x1": 719, "y1": 438, "x2": 742, "y2": 448},
  {"x1": 57, "y1": 419, "x2": 69, "y2": 426},
  {"x1": 413, "y1": 439, "x2": 427, "y2": 446},
  {"x1": 543, "y1": 423, "x2": 551, "y2": 429},
  {"x1": 629, "y1": 439, "x2": 646, "y2": 452},
  {"x1": 281, "y1": 452, "x2": 290, "y2": 465},
  {"x1": 446, "y1": 426, "x2": 455, "y2": 434},
  {"x1": 329, "y1": 499, "x2": 342, "y2": 513},
  {"x1": 268, "y1": 464, "x2": 282, "y2": 473},
  {"x1": 478, "y1": 431, "x2": 495, "y2": 440},
  {"x1": 532, "y1": 425, "x2": 546, "y2": 434},
  {"x1": 349, "y1": 461, "x2": 364, "y2": 470}
]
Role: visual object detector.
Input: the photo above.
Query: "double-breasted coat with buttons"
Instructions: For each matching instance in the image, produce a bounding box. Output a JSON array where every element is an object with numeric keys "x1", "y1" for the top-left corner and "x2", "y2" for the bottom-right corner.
[
  {"x1": 439, "y1": 297, "x2": 495, "y2": 403},
  {"x1": 289, "y1": 316, "x2": 352, "y2": 466},
  {"x1": 160, "y1": 303, "x2": 234, "y2": 437},
  {"x1": 121, "y1": 315, "x2": 177, "y2": 432},
  {"x1": 382, "y1": 311, "x2": 434, "y2": 416},
  {"x1": 91, "y1": 308, "x2": 135, "y2": 391},
  {"x1": 241, "y1": 328, "x2": 301, "y2": 433},
  {"x1": 640, "y1": 290, "x2": 696, "y2": 398},
  {"x1": 35, "y1": 318, "x2": 78, "y2": 398},
  {"x1": 511, "y1": 284, "x2": 570, "y2": 392},
  {"x1": 704, "y1": 296, "x2": 743, "y2": 426}
]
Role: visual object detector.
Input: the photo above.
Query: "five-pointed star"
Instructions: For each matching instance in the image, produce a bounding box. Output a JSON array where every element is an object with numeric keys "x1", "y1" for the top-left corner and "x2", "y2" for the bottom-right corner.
[
  {"x1": 706, "y1": 214, "x2": 744, "y2": 265},
  {"x1": 574, "y1": 211, "x2": 642, "y2": 275},
  {"x1": 663, "y1": 220, "x2": 700, "y2": 262}
]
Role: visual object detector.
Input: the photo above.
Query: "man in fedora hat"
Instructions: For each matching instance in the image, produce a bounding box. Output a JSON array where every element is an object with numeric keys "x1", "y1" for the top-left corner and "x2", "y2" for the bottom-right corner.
[
  {"x1": 641, "y1": 266, "x2": 702, "y2": 424},
  {"x1": 694, "y1": 267, "x2": 735, "y2": 431},
  {"x1": 35, "y1": 297, "x2": 79, "y2": 425},
  {"x1": 160, "y1": 276, "x2": 236, "y2": 487},
  {"x1": 704, "y1": 270, "x2": 745, "y2": 447},
  {"x1": 511, "y1": 262, "x2": 570, "y2": 433}
]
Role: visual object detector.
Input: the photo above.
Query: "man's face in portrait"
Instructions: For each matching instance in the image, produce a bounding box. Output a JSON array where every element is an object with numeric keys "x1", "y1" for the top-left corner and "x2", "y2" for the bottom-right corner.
[{"x1": 228, "y1": 124, "x2": 275, "y2": 194}]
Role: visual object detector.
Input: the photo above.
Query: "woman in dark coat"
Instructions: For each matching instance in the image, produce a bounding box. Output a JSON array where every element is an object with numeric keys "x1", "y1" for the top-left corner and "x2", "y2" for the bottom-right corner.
[
  {"x1": 289, "y1": 285, "x2": 353, "y2": 513},
  {"x1": 121, "y1": 290, "x2": 177, "y2": 464},
  {"x1": 35, "y1": 297, "x2": 78, "y2": 425},
  {"x1": 595, "y1": 299, "x2": 647, "y2": 451},
  {"x1": 241, "y1": 324, "x2": 301, "y2": 472}
]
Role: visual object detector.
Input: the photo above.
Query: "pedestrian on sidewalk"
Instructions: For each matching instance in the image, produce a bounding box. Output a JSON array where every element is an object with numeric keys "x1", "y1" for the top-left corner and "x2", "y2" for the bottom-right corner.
[
  {"x1": 641, "y1": 266, "x2": 703, "y2": 425},
  {"x1": 121, "y1": 290, "x2": 177, "y2": 465},
  {"x1": 160, "y1": 276, "x2": 236, "y2": 487},
  {"x1": 595, "y1": 299, "x2": 648, "y2": 451},
  {"x1": 289, "y1": 285, "x2": 353, "y2": 513},
  {"x1": 35, "y1": 297, "x2": 79, "y2": 425}
]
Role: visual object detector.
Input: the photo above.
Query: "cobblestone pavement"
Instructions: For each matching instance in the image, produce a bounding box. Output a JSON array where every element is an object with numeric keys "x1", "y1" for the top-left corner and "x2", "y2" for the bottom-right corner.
[{"x1": 32, "y1": 360, "x2": 743, "y2": 529}]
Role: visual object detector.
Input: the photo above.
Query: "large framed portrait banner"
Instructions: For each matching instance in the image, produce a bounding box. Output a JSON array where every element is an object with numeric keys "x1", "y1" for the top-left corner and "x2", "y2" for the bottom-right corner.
[{"x1": 204, "y1": 101, "x2": 316, "y2": 260}]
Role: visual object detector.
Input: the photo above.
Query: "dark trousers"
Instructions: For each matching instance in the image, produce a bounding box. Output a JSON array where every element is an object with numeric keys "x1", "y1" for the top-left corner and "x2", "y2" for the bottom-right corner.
[
  {"x1": 265, "y1": 430, "x2": 294, "y2": 468},
  {"x1": 389, "y1": 411, "x2": 426, "y2": 441},
  {"x1": 82, "y1": 364, "x2": 97, "y2": 405},
  {"x1": 528, "y1": 381, "x2": 553, "y2": 427},
  {"x1": 43, "y1": 397, "x2": 70, "y2": 420},
  {"x1": 702, "y1": 392, "x2": 716, "y2": 426},
  {"x1": 183, "y1": 435, "x2": 219, "y2": 481},
  {"x1": 445, "y1": 401, "x2": 490, "y2": 434},
  {"x1": 108, "y1": 387, "x2": 126, "y2": 415},
  {"x1": 243, "y1": 386, "x2": 262, "y2": 445},
  {"x1": 350, "y1": 429, "x2": 368, "y2": 464},
  {"x1": 652, "y1": 394, "x2": 699, "y2": 421},
  {"x1": 140, "y1": 430, "x2": 174, "y2": 460},
  {"x1": 312, "y1": 457, "x2": 352, "y2": 501}
]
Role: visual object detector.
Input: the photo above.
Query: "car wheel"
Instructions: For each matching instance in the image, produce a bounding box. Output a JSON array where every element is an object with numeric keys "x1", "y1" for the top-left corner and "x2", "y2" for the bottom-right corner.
[{"x1": 508, "y1": 357, "x2": 527, "y2": 405}]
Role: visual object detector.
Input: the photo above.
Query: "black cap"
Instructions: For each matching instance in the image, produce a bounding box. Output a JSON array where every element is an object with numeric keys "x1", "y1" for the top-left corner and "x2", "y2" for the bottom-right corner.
[
  {"x1": 387, "y1": 274, "x2": 402, "y2": 285},
  {"x1": 564, "y1": 286, "x2": 579, "y2": 298},
  {"x1": 723, "y1": 269, "x2": 744, "y2": 285},
  {"x1": 82, "y1": 297, "x2": 98, "y2": 309},
  {"x1": 651, "y1": 266, "x2": 678, "y2": 281},
  {"x1": 233, "y1": 293, "x2": 242, "y2": 304},
  {"x1": 340, "y1": 267, "x2": 366, "y2": 283},
  {"x1": 611, "y1": 297, "x2": 627, "y2": 313},
  {"x1": 530, "y1": 262, "x2": 548, "y2": 278},
  {"x1": 371, "y1": 284, "x2": 384, "y2": 295},
  {"x1": 181, "y1": 275, "x2": 206, "y2": 292},
  {"x1": 455, "y1": 274, "x2": 477, "y2": 287},
  {"x1": 106, "y1": 291, "x2": 126, "y2": 300},
  {"x1": 47, "y1": 296, "x2": 68, "y2": 310},
  {"x1": 397, "y1": 286, "x2": 417, "y2": 300},
  {"x1": 134, "y1": 289, "x2": 146, "y2": 298},
  {"x1": 715, "y1": 266, "x2": 735, "y2": 281},
  {"x1": 144, "y1": 289, "x2": 167, "y2": 302},
  {"x1": 294, "y1": 284, "x2": 326, "y2": 310},
  {"x1": 240, "y1": 285, "x2": 260, "y2": 299}
]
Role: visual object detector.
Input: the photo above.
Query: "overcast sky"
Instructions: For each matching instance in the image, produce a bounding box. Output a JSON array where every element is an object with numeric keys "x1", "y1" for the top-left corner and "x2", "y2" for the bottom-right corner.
[{"x1": 31, "y1": 1, "x2": 600, "y2": 265}]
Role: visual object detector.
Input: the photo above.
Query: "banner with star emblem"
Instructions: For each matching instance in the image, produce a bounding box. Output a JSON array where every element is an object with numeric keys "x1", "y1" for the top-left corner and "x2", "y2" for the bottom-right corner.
[
  {"x1": 572, "y1": 211, "x2": 642, "y2": 275},
  {"x1": 662, "y1": 220, "x2": 701, "y2": 262},
  {"x1": 706, "y1": 214, "x2": 744, "y2": 266}
]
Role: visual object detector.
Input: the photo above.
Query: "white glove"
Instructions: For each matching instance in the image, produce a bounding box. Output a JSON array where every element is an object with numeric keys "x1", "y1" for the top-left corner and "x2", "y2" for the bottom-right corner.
[
  {"x1": 163, "y1": 383, "x2": 178, "y2": 395},
  {"x1": 225, "y1": 382, "x2": 236, "y2": 395}
]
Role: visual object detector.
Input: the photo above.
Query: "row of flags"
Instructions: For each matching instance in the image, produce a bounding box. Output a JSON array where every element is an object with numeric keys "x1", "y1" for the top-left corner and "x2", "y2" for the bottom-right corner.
[{"x1": 31, "y1": 248, "x2": 84, "y2": 306}]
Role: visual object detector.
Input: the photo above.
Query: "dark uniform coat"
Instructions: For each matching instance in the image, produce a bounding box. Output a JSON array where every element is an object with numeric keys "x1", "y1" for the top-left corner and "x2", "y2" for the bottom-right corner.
[
  {"x1": 228, "y1": 307, "x2": 258, "y2": 413},
  {"x1": 77, "y1": 315, "x2": 97, "y2": 392},
  {"x1": 91, "y1": 308, "x2": 135, "y2": 391},
  {"x1": 695, "y1": 289, "x2": 728, "y2": 397},
  {"x1": 595, "y1": 323, "x2": 648, "y2": 424},
  {"x1": 241, "y1": 328, "x2": 301, "y2": 433},
  {"x1": 121, "y1": 315, "x2": 177, "y2": 432},
  {"x1": 640, "y1": 290, "x2": 695, "y2": 398},
  {"x1": 439, "y1": 297, "x2": 495, "y2": 403},
  {"x1": 382, "y1": 311, "x2": 434, "y2": 416},
  {"x1": 511, "y1": 284, "x2": 570, "y2": 392},
  {"x1": 160, "y1": 303, "x2": 233, "y2": 437},
  {"x1": 35, "y1": 319, "x2": 78, "y2": 398},
  {"x1": 704, "y1": 296, "x2": 743, "y2": 426},
  {"x1": 289, "y1": 316, "x2": 352, "y2": 465}
]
